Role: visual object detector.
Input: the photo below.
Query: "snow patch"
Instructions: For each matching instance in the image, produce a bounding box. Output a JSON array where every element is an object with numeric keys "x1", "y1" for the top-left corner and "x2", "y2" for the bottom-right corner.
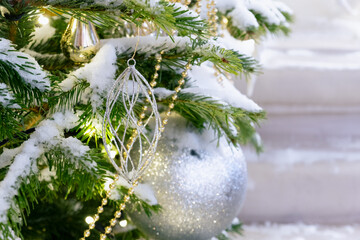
[
  {"x1": 217, "y1": 31, "x2": 256, "y2": 56},
  {"x1": 154, "y1": 87, "x2": 175, "y2": 100},
  {"x1": 60, "y1": 44, "x2": 118, "y2": 110},
  {"x1": 0, "y1": 38, "x2": 49, "y2": 91},
  {"x1": 229, "y1": 2, "x2": 259, "y2": 28},
  {"x1": 103, "y1": 36, "x2": 191, "y2": 56},
  {"x1": 185, "y1": 65, "x2": 262, "y2": 112},
  {"x1": 93, "y1": 0, "x2": 124, "y2": 6},
  {"x1": 61, "y1": 137, "x2": 90, "y2": 157},
  {"x1": 32, "y1": 21, "x2": 56, "y2": 43},
  {"x1": 38, "y1": 167, "x2": 57, "y2": 182},
  {"x1": 0, "y1": 147, "x2": 22, "y2": 169},
  {"x1": 0, "y1": 111, "x2": 92, "y2": 223},
  {"x1": 0, "y1": 83, "x2": 20, "y2": 108},
  {"x1": 217, "y1": 0, "x2": 291, "y2": 29},
  {"x1": 109, "y1": 175, "x2": 158, "y2": 205}
]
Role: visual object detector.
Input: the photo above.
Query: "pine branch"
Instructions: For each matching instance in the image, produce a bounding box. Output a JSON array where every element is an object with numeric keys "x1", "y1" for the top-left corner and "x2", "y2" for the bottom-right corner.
[
  {"x1": 0, "y1": 224, "x2": 19, "y2": 240},
  {"x1": 27, "y1": 14, "x2": 74, "y2": 70},
  {"x1": 44, "y1": 6, "x2": 120, "y2": 28},
  {"x1": 0, "y1": 106, "x2": 26, "y2": 142},
  {"x1": 0, "y1": 60, "x2": 44, "y2": 106},
  {"x1": 27, "y1": 16, "x2": 68, "y2": 54},
  {"x1": 159, "y1": 92, "x2": 265, "y2": 150},
  {"x1": 21, "y1": 197, "x2": 99, "y2": 240},
  {"x1": 48, "y1": 80, "x2": 90, "y2": 114},
  {"x1": 43, "y1": 147, "x2": 106, "y2": 200},
  {"x1": 1, "y1": 144, "x2": 107, "y2": 238},
  {"x1": 32, "y1": 52, "x2": 75, "y2": 71},
  {"x1": 223, "y1": 10, "x2": 293, "y2": 40},
  {"x1": 74, "y1": 104, "x2": 102, "y2": 145},
  {"x1": 36, "y1": 0, "x2": 207, "y2": 38},
  {"x1": 0, "y1": 2, "x2": 39, "y2": 49},
  {"x1": 74, "y1": 99, "x2": 144, "y2": 146},
  {"x1": 117, "y1": 186, "x2": 162, "y2": 219},
  {"x1": 192, "y1": 41, "x2": 260, "y2": 75},
  {"x1": 216, "y1": 221, "x2": 243, "y2": 240},
  {"x1": 113, "y1": 38, "x2": 259, "y2": 79}
]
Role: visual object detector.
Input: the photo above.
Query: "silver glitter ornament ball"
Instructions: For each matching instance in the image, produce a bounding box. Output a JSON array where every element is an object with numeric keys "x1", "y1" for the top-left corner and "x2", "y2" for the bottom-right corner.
[{"x1": 128, "y1": 115, "x2": 247, "y2": 240}]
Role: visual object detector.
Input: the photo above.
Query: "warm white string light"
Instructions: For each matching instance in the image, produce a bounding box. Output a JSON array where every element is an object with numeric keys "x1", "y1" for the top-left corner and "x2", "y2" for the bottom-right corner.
[
  {"x1": 38, "y1": 14, "x2": 49, "y2": 25},
  {"x1": 85, "y1": 216, "x2": 95, "y2": 225},
  {"x1": 119, "y1": 220, "x2": 128, "y2": 228}
]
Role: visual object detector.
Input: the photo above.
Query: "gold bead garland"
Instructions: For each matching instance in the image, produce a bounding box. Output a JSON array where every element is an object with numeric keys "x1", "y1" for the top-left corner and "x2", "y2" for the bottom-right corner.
[
  {"x1": 160, "y1": 61, "x2": 191, "y2": 132},
  {"x1": 204, "y1": 0, "x2": 227, "y2": 85},
  {"x1": 168, "y1": 0, "x2": 191, "y2": 6},
  {"x1": 205, "y1": 0, "x2": 218, "y2": 37},
  {"x1": 80, "y1": 174, "x2": 120, "y2": 240},
  {"x1": 220, "y1": 16, "x2": 228, "y2": 37},
  {"x1": 195, "y1": 0, "x2": 202, "y2": 14},
  {"x1": 98, "y1": 181, "x2": 138, "y2": 240}
]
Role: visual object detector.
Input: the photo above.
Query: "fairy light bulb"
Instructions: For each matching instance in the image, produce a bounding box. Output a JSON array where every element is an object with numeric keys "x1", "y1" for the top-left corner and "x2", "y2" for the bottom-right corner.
[
  {"x1": 85, "y1": 216, "x2": 94, "y2": 224},
  {"x1": 38, "y1": 14, "x2": 49, "y2": 25},
  {"x1": 110, "y1": 150, "x2": 117, "y2": 158},
  {"x1": 119, "y1": 220, "x2": 128, "y2": 227}
]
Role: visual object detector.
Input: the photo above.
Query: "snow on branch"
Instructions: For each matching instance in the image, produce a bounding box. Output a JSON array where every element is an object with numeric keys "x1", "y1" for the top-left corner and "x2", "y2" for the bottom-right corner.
[
  {"x1": 59, "y1": 36, "x2": 257, "y2": 110},
  {"x1": 0, "y1": 111, "x2": 92, "y2": 224},
  {"x1": 0, "y1": 38, "x2": 50, "y2": 92},
  {"x1": 103, "y1": 35, "x2": 255, "y2": 60},
  {"x1": 0, "y1": 83, "x2": 20, "y2": 109},
  {"x1": 217, "y1": 0, "x2": 292, "y2": 29},
  {"x1": 186, "y1": 65, "x2": 262, "y2": 113},
  {"x1": 152, "y1": 65, "x2": 262, "y2": 113},
  {"x1": 60, "y1": 44, "x2": 118, "y2": 110},
  {"x1": 0, "y1": 224, "x2": 20, "y2": 240}
]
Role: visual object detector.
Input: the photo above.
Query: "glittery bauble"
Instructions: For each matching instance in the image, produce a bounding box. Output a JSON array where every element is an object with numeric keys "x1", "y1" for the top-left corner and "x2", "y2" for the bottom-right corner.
[{"x1": 128, "y1": 115, "x2": 247, "y2": 240}]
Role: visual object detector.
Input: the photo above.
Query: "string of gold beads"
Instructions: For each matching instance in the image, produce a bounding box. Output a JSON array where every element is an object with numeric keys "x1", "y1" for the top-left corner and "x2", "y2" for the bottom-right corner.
[
  {"x1": 220, "y1": 16, "x2": 228, "y2": 37},
  {"x1": 168, "y1": 0, "x2": 191, "y2": 6},
  {"x1": 214, "y1": 67, "x2": 224, "y2": 86},
  {"x1": 195, "y1": 0, "x2": 202, "y2": 14},
  {"x1": 99, "y1": 180, "x2": 138, "y2": 240},
  {"x1": 80, "y1": 174, "x2": 120, "y2": 240},
  {"x1": 183, "y1": 0, "x2": 192, "y2": 6},
  {"x1": 160, "y1": 60, "x2": 192, "y2": 132},
  {"x1": 206, "y1": 0, "x2": 218, "y2": 37},
  {"x1": 205, "y1": 0, "x2": 227, "y2": 85}
]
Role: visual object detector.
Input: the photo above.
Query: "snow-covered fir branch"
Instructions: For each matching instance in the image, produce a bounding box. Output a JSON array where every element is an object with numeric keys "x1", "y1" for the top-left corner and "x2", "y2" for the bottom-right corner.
[
  {"x1": 59, "y1": 36, "x2": 257, "y2": 110},
  {"x1": 0, "y1": 38, "x2": 50, "y2": 91},
  {"x1": 0, "y1": 83, "x2": 20, "y2": 109},
  {"x1": 0, "y1": 111, "x2": 94, "y2": 224},
  {"x1": 217, "y1": 0, "x2": 292, "y2": 29},
  {"x1": 0, "y1": 0, "x2": 291, "y2": 238}
]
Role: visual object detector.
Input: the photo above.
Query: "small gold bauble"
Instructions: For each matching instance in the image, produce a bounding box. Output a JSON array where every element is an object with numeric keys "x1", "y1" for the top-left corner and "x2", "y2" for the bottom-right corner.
[{"x1": 60, "y1": 17, "x2": 100, "y2": 63}]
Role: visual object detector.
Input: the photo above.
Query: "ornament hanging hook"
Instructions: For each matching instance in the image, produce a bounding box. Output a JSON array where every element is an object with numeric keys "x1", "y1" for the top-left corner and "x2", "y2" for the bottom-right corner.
[
  {"x1": 127, "y1": 58, "x2": 136, "y2": 67},
  {"x1": 130, "y1": 26, "x2": 141, "y2": 61}
]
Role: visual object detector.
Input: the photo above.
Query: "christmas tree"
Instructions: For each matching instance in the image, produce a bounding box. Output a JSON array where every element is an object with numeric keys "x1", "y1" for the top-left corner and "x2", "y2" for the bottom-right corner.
[{"x1": 0, "y1": 0, "x2": 292, "y2": 239}]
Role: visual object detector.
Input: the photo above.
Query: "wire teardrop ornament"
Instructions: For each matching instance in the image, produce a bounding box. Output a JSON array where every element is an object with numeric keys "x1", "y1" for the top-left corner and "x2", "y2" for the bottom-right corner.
[{"x1": 102, "y1": 59, "x2": 162, "y2": 184}]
